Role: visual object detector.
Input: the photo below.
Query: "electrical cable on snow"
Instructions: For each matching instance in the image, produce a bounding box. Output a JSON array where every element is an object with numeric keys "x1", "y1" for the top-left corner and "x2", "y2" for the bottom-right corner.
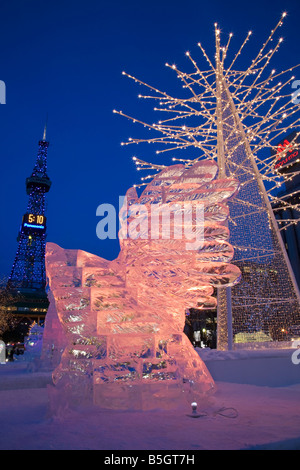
[{"x1": 186, "y1": 402, "x2": 239, "y2": 419}]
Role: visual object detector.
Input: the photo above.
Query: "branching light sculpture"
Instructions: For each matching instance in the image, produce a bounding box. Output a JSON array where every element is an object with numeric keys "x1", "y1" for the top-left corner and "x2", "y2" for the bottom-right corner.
[{"x1": 114, "y1": 13, "x2": 300, "y2": 349}]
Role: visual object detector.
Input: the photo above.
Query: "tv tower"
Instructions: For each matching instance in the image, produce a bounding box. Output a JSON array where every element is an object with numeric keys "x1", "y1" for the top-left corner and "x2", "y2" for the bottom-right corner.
[{"x1": 6, "y1": 126, "x2": 51, "y2": 326}]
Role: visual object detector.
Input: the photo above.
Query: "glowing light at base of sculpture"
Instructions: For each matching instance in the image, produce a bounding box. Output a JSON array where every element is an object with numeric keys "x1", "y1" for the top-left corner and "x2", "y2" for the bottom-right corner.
[{"x1": 45, "y1": 161, "x2": 241, "y2": 411}]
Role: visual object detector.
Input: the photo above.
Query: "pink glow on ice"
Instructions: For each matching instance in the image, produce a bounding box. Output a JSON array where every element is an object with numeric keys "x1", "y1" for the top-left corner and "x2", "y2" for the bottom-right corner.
[{"x1": 45, "y1": 161, "x2": 241, "y2": 411}]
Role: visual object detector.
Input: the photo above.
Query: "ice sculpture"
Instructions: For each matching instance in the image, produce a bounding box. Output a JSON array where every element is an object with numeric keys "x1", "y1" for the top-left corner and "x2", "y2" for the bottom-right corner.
[
  {"x1": 46, "y1": 161, "x2": 241, "y2": 411},
  {"x1": 40, "y1": 290, "x2": 67, "y2": 371}
]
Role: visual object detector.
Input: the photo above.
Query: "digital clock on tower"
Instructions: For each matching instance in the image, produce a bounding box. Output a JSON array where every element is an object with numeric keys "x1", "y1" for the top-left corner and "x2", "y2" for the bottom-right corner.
[{"x1": 22, "y1": 213, "x2": 46, "y2": 233}]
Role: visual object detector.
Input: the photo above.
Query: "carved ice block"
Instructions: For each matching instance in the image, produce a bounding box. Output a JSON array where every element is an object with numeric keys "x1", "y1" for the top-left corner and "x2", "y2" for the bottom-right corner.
[{"x1": 45, "y1": 161, "x2": 241, "y2": 411}]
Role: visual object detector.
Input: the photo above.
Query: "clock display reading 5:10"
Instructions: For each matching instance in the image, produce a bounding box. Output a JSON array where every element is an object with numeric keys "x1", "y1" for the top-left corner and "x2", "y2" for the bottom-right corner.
[
  {"x1": 22, "y1": 214, "x2": 46, "y2": 233},
  {"x1": 27, "y1": 214, "x2": 45, "y2": 225},
  {"x1": 22, "y1": 214, "x2": 47, "y2": 231}
]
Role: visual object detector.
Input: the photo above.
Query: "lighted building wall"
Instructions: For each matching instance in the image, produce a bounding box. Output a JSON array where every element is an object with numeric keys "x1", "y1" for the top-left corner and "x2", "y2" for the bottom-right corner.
[{"x1": 272, "y1": 130, "x2": 300, "y2": 289}]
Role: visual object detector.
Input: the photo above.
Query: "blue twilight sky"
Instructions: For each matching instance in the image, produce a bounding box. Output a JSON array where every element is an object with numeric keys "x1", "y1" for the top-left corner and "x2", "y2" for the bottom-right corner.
[{"x1": 0, "y1": 0, "x2": 299, "y2": 278}]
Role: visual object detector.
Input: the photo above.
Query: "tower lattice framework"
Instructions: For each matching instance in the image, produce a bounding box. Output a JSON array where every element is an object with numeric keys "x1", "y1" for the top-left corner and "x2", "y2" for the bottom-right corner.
[{"x1": 6, "y1": 131, "x2": 51, "y2": 323}]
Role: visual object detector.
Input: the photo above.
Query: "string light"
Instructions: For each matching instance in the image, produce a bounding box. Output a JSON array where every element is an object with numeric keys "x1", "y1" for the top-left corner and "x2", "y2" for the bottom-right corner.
[{"x1": 114, "y1": 14, "x2": 299, "y2": 228}]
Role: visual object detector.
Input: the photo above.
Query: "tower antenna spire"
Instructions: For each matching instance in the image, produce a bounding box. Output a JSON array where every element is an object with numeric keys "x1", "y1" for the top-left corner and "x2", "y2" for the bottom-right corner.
[{"x1": 43, "y1": 114, "x2": 48, "y2": 141}]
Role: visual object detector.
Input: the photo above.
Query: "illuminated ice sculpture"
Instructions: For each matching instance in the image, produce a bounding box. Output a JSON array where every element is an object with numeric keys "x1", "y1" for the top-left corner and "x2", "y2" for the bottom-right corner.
[{"x1": 45, "y1": 161, "x2": 241, "y2": 411}]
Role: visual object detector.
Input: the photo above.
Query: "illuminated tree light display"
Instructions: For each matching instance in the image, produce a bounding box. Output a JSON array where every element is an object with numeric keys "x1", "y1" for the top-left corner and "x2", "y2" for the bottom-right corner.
[
  {"x1": 44, "y1": 14, "x2": 300, "y2": 412},
  {"x1": 114, "y1": 13, "x2": 300, "y2": 349}
]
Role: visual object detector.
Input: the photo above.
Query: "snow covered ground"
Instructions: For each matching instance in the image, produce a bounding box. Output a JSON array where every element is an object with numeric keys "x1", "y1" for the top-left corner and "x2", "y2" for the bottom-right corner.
[{"x1": 0, "y1": 348, "x2": 300, "y2": 450}]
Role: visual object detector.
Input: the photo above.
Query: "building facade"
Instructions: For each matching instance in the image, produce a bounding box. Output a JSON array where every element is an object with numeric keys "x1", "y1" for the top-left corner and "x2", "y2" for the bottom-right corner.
[{"x1": 272, "y1": 130, "x2": 300, "y2": 289}]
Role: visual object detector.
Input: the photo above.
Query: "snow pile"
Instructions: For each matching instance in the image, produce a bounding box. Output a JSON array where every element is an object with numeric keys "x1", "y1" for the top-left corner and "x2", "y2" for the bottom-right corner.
[
  {"x1": 13, "y1": 323, "x2": 44, "y2": 369},
  {"x1": 0, "y1": 363, "x2": 52, "y2": 391},
  {"x1": 197, "y1": 347, "x2": 300, "y2": 387}
]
